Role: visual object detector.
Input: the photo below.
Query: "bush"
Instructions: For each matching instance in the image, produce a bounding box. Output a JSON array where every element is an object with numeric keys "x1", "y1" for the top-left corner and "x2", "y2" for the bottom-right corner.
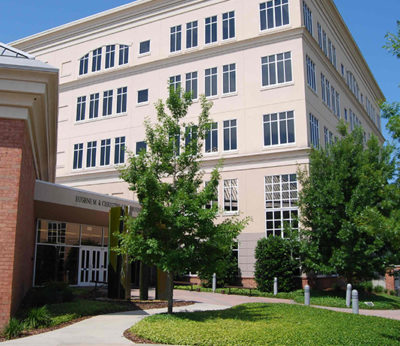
[
  {"x1": 2, "y1": 318, "x2": 23, "y2": 340},
  {"x1": 373, "y1": 285, "x2": 385, "y2": 294},
  {"x1": 354, "y1": 281, "x2": 373, "y2": 293},
  {"x1": 24, "y1": 306, "x2": 51, "y2": 329},
  {"x1": 255, "y1": 236, "x2": 300, "y2": 292},
  {"x1": 22, "y1": 281, "x2": 74, "y2": 308}
]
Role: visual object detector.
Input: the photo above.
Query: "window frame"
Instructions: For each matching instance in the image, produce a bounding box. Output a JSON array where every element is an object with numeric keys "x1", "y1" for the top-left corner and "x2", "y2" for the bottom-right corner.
[
  {"x1": 100, "y1": 138, "x2": 111, "y2": 166},
  {"x1": 105, "y1": 45, "x2": 116, "y2": 69},
  {"x1": 86, "y1": 141, "x2": 97, "y2": 168},
  {"x1": 102, "y1": 90, "x2": 113, "y2": 116},
  {"x1": 116, "y1": 87, "x2": 128, "y2": 114},
  {"x1": 263, "y1": 111, "x2": 295, "y2": 147},
  {"x1": 73, "y1": 143, "x2": 83, "y2": 170},
  {"x1": 223, "y1": 63, "x2": 237, "y2": 95},
  {"x1": 223, "y1": 119, "x2": 238, "y2": 151},
  {"x1": 186, "y1": 20, "x2": 198, "y2": 49},
  {"x1": 185, "y1": 71, "x2": 198, "y2": 100},
  {"x1": 309, "y1": 113, "x2": 319, "y2": 148},
  {"x1": 261, "y1": 51, "x2": 293, "y2": 87},
  {"x1": 223, "y1": 178, "x2": 239, "y2": 214},
  {"x1": 137, "y1": 89, "x2": 149, "y2": 104},
  {"x1": 79, "y1": 54, "x2": 89, "y2": 75},
  {"x1": 119, "y1": 44, "x2": 129, "y2": 65},
  {"x1": 205, "y1": 67, "x2": 218, "y2": 97},
  {"x1": 89, "y1": 93, "x2": 99, "y2": 119},
  {"x1": 222, "y1": 11, "x2": 235, "y2": 40},
  {"x1": 114, "y1": 136, "x2": 126, "y2": 165},
  {"x1": 170, "y1": 25, "x2": 182, "y2": 53},
  {"x1": 76, "y1": 96, "x2": 86, "y2": 122},
  {"x1": 259, "y1": 0, "x2": 289, "y2": 31},
  {"x1": 92, "y1": 48, "x2": 102, "y2": 72},
  {"x1": 205, "y1": 15, "x2": 217, "y2": 44},
  {"x1": 139, "y1": 40, "x2": 151, "y2": 55},
  {"x1": 205, "y1": 122, "x2": 218, "y2": 154}
]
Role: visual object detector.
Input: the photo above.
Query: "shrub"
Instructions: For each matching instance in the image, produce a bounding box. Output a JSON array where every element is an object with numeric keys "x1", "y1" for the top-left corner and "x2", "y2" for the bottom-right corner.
[
  {"x1": 373, "y1": 285, "x2": 385, "y2": 294},
  {"x1": 24, "y1": 306, "x2": 51, "y2": 329},
  {"x1": 355, "y1": 281, "x2": 373, "y2": 293},
  {"x1": 390, "y1": 290, "x2": 397, "y2": 296},
  {"x1": 23, "y1": 281, "x2": 74, "y2": 308},
  {"x1": 255, "y1": 236, "x2": 300, "y2": 292},
  {"x1": 3, "y1": 318, "x2": 23, "y2": 340}
]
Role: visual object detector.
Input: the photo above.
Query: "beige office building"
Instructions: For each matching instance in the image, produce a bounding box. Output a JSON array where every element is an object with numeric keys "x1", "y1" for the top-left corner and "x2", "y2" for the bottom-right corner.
[{"x1": 13, "y1": 0, "x2": 384, "y2": 284}]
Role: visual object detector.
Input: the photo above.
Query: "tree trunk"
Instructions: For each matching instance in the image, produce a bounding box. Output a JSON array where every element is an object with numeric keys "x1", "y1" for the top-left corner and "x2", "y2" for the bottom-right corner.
[
  {"x1": 167, "y1": 271, "x2": 174, "y2": 314},
  {"x1": 139, "y1": 261, "x2": 149, "y2": 300}
]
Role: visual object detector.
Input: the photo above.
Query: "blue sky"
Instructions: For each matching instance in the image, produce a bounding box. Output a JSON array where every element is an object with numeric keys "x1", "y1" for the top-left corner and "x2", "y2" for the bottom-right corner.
[{"x1": 1, "y1": 0, "x2": 399, "y2": 140}]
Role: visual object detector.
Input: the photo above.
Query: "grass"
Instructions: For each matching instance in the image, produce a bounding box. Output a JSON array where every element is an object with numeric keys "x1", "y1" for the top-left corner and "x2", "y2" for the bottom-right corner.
[
  {"x1": 176, "y1": 285, "x2": 400, "y2": 309},
  {"x1": 131, "y1": 303, "x2": 400, "y2": 345}
]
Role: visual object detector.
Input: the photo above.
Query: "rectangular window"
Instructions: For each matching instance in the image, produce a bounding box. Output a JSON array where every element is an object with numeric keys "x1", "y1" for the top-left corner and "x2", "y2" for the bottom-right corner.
[
  {"x1": 114, "y1": 136, "x2": 125, "y2": 164},
  {"x1": 223, "y1": 63, "x2": 236, "y2": 94},
  {"x1": 335, "y1": 92, "x2": 340, "y2": 118},
  {"x1": 224, "y1": 179, "x2": 238, "y2": 213},
  {"x1": 332, "y1": 45, "x2": 337, "y2": 68},
  {"x1": 309, "y1": 113, "x2": 319, "y2": 147},
  {"x1": 73, "y1": 143, "x2": 83, "y2": 169},
  {"x1": 325, "y1": 78, "x2": 330, "y2": 108},
  {"x1": 344, "y1": 108, "x2": 348, "y2": 122},
  {"x1": 89, "y1": 93, "x2": 99, "y2": 119},
  {"x1": 303, "y1": 1, "x2": 313, "y2": 34},
  {"x1": 169, "y1": 75, "x2": 181, "y2": 92},
  {"x1": 92, "y1": 48, "x2": 102, "y2": 72},
  {"x1": 76, "y1": 96, "x2": 86, "y2": 121},
  {"x1": 222, "y1": 11, "x2": 235, "y2": 39},
  {"x1": 103, "y1": 90, "x2": 113, "y2": 116},
  {"x1": 306, "y1": 55, "x2": 316, "y2": 92},
  {"x1": 328, "y1": 39, "x2": 332, "y2": 62},
  {"x1": 79, "y1": 54, "x2": 89, "y2": 75},
  {"x1": 86, "y1": 141, "x2": 97, "y2": 168},
  {"x1": 186, "y1": 21, "x2": 198, "y2": 49},
  {"x1": 105, "y1": 45, "x2": 115, "y2": 69},
  {"x1": 265, "y1": 174, "x2": 298, "y2": 238},
  {"x1": 170, "y1": 25, "x2": 182, "y2": 52},
  {"x1": 324, "y1": 127, "x2": 333, "y2": 148},
  {"x1": 185, "y1": 72, "x2": 198, "y2": 99},
  {"x1": 263, "y1": 111, "x2": 295, "y2": 146},
  {"x1": 321, "y1": 73, "x2": 326, "y2": 102},
  {"x1": 205, "y1": 16, "x2": 217, "y2": 44},
  {"x1": 185, "y1": 126, "x2": 198, "y2": 147},
  {"x1": 138, "y1": 89, "x2": 149, "y2": 104},
  {"x1": 223, "y1": 119, "x2": 237, "y2": 151},
  {"x1": 139, "y1": 40, "x2": 150, "y2": 55},
  {"x1": 341, "y1": 64, "x2": 344, "y2": 77},
  {"x1": 205, "y1": 122, "x2": 218, "y2": 153},
  {"x1": 322, "y1": 30, "x2": 327, "y2": 55},
  {"x1": 136, "y1": 141, "x2": 147, "y2": 155},
  {"x1": 317, "y1": 23, "x2": 322, "y2": 49},
  {"x1": 331, "y1": 86, "x2": 336, "y2": 114},
  {"x1": 119, "y1": 45, "x2": 129, "y2": 65},
  {"x1": 100, "y1": 139, "x2": 111, "y2": 166},
  {"x1": 117, "y1": 87, "x2": 127, "y2": 113},
  {"x1": 205, "y1": 67, "x2": 217, "y2": 97},
  {"x1": 260, "y1": 0, "x2": 289, "y2": 31},
  {"x1": 261, "y1": 51, "x2": 292, "y2": 87}
]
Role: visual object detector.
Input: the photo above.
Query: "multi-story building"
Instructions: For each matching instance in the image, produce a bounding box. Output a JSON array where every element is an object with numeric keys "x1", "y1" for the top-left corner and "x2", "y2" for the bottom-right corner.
[{"x1": 12, "y1": 0, "x2": 384, "y2": 285}]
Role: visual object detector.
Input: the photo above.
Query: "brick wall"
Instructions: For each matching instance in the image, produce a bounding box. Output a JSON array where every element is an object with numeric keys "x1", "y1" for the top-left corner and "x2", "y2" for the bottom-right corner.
[{"x1": 0, "y1": 119, "x2": 36, "y2": 328}]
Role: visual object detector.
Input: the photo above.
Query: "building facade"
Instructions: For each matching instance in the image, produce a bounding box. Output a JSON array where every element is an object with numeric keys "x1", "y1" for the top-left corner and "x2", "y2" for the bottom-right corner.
[{"x1": 12, "y1": 0, "x2": 384, "y2": 284}]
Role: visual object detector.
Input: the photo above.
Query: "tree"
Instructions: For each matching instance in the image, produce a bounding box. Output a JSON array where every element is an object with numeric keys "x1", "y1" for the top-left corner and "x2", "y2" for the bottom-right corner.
[
  {"x1": 118, "y1": 87, "x2": 248, "y2": 313},
  {"x1": 298, "y1": 122, "x2": 400, "y2": 283}
]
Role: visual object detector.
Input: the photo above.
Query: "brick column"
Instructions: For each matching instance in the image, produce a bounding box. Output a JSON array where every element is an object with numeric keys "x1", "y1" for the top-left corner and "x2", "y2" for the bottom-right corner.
[{"x1": 0, "y1": 118, "x2": 36, "y2": 328}]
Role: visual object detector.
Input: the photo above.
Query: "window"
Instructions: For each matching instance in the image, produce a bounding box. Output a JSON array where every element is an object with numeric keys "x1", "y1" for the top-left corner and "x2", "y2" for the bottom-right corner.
[
  {"x1": 136, "y1": 141, "x2": 147, "y2": 155},
  {"x1": 205, "y1": 122, "x2": 218, "y2": 153},
  {"x1": 119, "y1": 45, "x2": 129, "y2": 65},
  {"x1": 205, "y1": 16, "x2": 217, "y2": 44},
  {"x1": 341, "y1": 64, "x2": 344, "y2": 77},
  {"x1": 138, "y1": 89, "x2": 149, "y2": 104},
  {"x1": 79, "y1": 54, "x2": 89, "y2": 75},
  {"x1": 105, "y1": 45, "x2": 115, "y2": 69},
  {"x1": 169, "y1": 75, "x2": 181, "y2": 92},
  {"x1": 317, "y1": 23, "x2": 322, "y2": 49},
  {"x1": 303, "y1": 2, "x2": 312, "y2": 34},
  {"x1": 100, "y1": 139, "x2": 111, "y2": 166},
  {"x1": 261, "y1": 51, "x2": 292, "y2": 86},
  {"x1": 185, "y1": 126, "x2": 198, "y2": 148},
  {"x1": 170, "y1": 25, "x2": 182, "y2": 52},
  {"x1": 73, "y1": 143, "x2": 83, "y2": 169},
  {"x1": 89, "y1": 93, "x2": 99, "y2": 119},
  {"x1": 205, "y1": 67, "x2": 217, "y2": 97},
  {"x1": 223, "y1": 119, "x2": 237, "y2": 151},
  {"x1": 205, "y1": 181, "x2": 218, "y2": 209},
  {"x1": 223, "y1": 63, "x2": 236, "y2": 94},
  {"x1": 47, "y1": 222, "x2": 66, "y2": 244},
  {"x1": 86, "y1": 141, "x2": 97, "y2": 168},
  {"x1": 309, "y1": 113, "x2": 319, "y2": 147},
  {"x1": 322, "y1": 30, "x2": 327, "y2": 55},
  {"x1": 103, "y1": 90, "x2": 113, "y2": 116},
  {"x1": 265, "y1": 174, "x2": 298, "y2": 238},
  {"x1": 92, "y1": 48, "x2": 102, "y2": 72},
  {"x1": 260, "y1": 0, "x2": 289, "y2": 31},
  {"x1": 117, "y1": 87, "x2": 127, "y2": 113},
  {"x1": 139, "y1": 40, "x2": 150, "y2": 54},
  {"x1": 222, "y1": 11, "x2": 235, "y2": 39},
  {"x1": 185, "y1": 72, "x2": 198, "y2": 99},
  {"x1": 170, "y1": 132, "x2": 180, "y2": 156},
  {"x1": 332, "y1": 45, "x2": 337, "y2": 68},
  {"x1": 76, "y1": 96, "x2": 86, "y2": 121},
  {"x1": 114, "y1": 136, "x2": 125, "y2": 164},
  {"x1": 324, "y1": 127, "x2": 333, "y2": 148},
  {"x1": 186, "y1": 21, "x2": 198, "y2": 48},
  {"x1": 306, "y1": 55, "x2": 316, "y2": 92},
  {"x1": 263, "y1": 111, "x2": 295, "y2": 146},
  {"x1": 325, "y1": 78, "x2": 330, "y2": 108},
  {"x1": 224, "y1": 179, "x2": 238, "y2": 213},
  {"x1": 328, "y1": 39, "x2": 332, "y2": 62},
  {"x1": 344, "y1": 108, "x2": 348, "y2": 122},
  {"x1": 321, "y1": 74, "x2": 326, "y2": 102},
  {"x1": 331, "y1": 86, "x2": 336, "y2": 114}
]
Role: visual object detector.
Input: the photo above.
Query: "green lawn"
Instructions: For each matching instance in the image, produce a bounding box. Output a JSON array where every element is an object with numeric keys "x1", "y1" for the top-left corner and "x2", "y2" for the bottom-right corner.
[{"x1": 131, "y1": 303, "x2": 400, "y2": 345}]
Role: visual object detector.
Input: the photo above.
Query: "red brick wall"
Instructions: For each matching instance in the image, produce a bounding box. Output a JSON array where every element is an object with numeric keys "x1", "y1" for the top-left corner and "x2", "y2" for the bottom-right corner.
[{"x1": 0, "y1": 119, "x2": 36, "y2": 328}]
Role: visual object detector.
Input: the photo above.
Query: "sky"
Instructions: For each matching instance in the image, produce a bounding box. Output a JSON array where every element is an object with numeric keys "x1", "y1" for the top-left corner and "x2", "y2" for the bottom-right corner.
[{"x1": 0, "y1": 0, "x2": 399, "y2": 141}]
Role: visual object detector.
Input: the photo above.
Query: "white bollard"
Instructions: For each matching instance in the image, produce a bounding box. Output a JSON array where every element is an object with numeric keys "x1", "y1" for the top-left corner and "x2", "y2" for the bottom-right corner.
[
  {"x1": 346, "y1": 283, "x2": 352, "y2": 307},
  {"x1": 273, "y1": 277, "x2": 278, "y2": 296},
  {"x1": 352, "y1": 289, "x2": 359, "y2": 314},
  {"x1": 212, "y1": 273, "x2": 216, "y2": 293},
  {"x1": 304, "y1": 285, "x2": 310, "y2": 306}
]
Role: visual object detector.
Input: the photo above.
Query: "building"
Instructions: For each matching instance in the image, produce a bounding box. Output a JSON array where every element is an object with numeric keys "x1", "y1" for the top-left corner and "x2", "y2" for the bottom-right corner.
[{"x1": 12, "y1": 0, "x2": 384, "y2": 287}]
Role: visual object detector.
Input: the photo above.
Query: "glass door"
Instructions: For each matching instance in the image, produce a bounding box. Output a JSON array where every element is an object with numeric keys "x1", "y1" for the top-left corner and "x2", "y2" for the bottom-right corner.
[{"x1": 78, "y1": 246, "x2": 108, "y2": 286}]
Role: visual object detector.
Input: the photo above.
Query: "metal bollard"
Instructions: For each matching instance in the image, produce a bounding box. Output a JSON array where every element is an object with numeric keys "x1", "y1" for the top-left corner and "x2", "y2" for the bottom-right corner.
[
  {"x1": 346, "y1": 283, "x2": 352, "y2": 307},
  {"x1": 352, "y1": 289, "x2": 359, "y2": 314},
  {"x1": 304, "y1": 285, "x2": 310, "y2": 306},
  {"x1": 273, "y1": 277, "x2": 278, "y2": 296},
  {"x1": 212, "y1": 273, "x2": 216, "y2": 293}
]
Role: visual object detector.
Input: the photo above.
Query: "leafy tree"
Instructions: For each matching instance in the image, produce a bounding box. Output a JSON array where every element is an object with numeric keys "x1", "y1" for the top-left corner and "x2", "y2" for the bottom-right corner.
[
  {"x1": 118, "y1": 87, "x2": 248, "y2": 313},
  {"x1": 298, "y1": 122, "x2": 400, "y2": 283}
]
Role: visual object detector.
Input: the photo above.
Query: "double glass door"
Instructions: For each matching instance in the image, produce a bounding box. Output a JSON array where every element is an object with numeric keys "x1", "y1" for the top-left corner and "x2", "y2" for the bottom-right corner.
[{"x1": 78, "y1": 246, "x2": 108, "y2": 286}]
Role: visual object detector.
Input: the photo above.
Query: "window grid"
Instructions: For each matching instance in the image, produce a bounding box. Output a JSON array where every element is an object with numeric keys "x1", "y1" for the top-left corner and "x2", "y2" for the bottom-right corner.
[
  {"x1": 79, "y1": 54, "x2": 89, "y2": 75},
  {"x1": 185, "y1": 72, "x2": 198, "y2": 99},
  {"x1": 170, "y1": 75, "x2": 181, "y2": 92},
  {"x1": 100, "y1": 139, "x2": 111, "y2": 166},
  {"x1": 86, "y1": 141, "x2": 97, "y2": 168},
  {"x1": 224, "y1": 179, "x2": 238, "y2": 213},
  {"x1": 73, "y1": 143, "x2": 83, "y2": 169},
  {"x1": 223, "y1": 119, "x2": 237, "y2": 151},
  {"x1": 303, "y1": 1, "x2": 313, "y2": 34},
  {"x1": 263, "y1": 111, "x2": 295, "y2": 146},
  {"x1": 260, "y1": 0, "x2": 289, "y2": 31},
  {"x1": 186, "y1": 21, "x2": 198, "y2": 49},
  {"x1": 48, "y1": 222, "x2": 66, "y2": 244},
  {"x1": 89, "y1": 93, "x2": 99, "y2": 119},
  {"x1": 103, "y1": 90, "x2": 113, "y2": 116},
  {"x1": 119, "y1": 45, "x2": 129, "y2": 65},
  {"x1": 105, "y1": 45, "x2": 115, "y2": 69},
  {"x1": 223, "y1": 63, "x2": 236, "y2": 94},
  {"x1": 205, "y1": 67, "x2": 217, "y2": 97},
  {"x1": 261, "y1": 51, "x2": 292, "y2": 86},
  {"x1": 92, "y1": 48, "x2": 102, "y2": 72},
  {"x1": 205, "y1": 122, "x2": 218, "y2": 153},
  {"x1": 170, "y1": 25, "x2": 182, "y2": 52},
  {"x1": 205, "y1": 16, "x2": 217, "y2": 44},
  {"x1": 306, "y1": 55, "x2": 316, "y2": 92},
  {"x1": 76, "y1": 96, "x2": 86, "y2": 121},
  {"x1": 222, "y1": 11, "x2": 235, "y2": 39},
  {"x1": 114, "y1": 136, "x2": 126, "y2": 164},
  {"x1": 309, "y1": 113, "x2": 319, "y2": 147},
  {"x1": 117, "y1": 87, "x2": 127, "y2": 113}
]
